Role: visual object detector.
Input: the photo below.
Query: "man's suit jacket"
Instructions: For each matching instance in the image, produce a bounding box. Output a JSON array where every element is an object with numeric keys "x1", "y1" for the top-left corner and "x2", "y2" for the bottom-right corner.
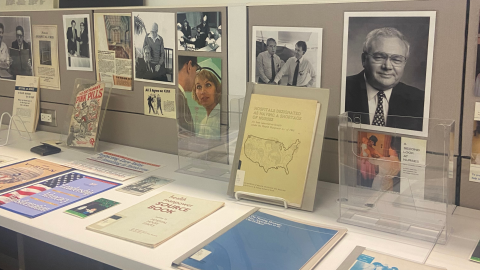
[
  {"x1": 345, "y1": 71, "x2": 425, "y2": 131},
  {"x1": 66, "y1": 27, "x2": 77, "y2": 54},
  {"x1": 78, "y1": 30, "x2": 89, "y2": 57},
  {"x1": 177, "y1": 88, "x2": 194, "y2": 134},
  {"x1": 11, "y1": 40, "x2": 31, "y2": 59}
]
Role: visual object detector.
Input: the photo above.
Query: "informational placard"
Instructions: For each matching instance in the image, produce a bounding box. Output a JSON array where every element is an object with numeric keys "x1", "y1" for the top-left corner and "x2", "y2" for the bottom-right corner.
[
  {"x1": 1, "y1": 0, "x2": 54, "y2": 10},
  {"x1": 64, "y1": 151, "x2": 162, "y2": 181},
  {"x1": 144, "y1": 86, "x2": 176, "y2": 119},
  {"x1": 32, "y1": 25, "x2": 60, "y2": 90},
  {"x1": 12, "y1": 76, "x2": 40, "y2": 133},
  {"x1": 470, "y1": 102, "x2": 480, "y2": 182}
]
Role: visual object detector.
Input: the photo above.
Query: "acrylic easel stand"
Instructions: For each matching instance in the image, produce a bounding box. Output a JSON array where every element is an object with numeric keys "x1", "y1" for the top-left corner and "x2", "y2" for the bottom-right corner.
[
  {"x1": 234, "y1": 192, "x2": 289, "y2": 210},
  {"x1": 58, "y1": 78, "x2": 112, "y2": 154},
  {"x1": 176, "y1": 96, "x2": 244, "y2": 182},
  {"x1": 0, "y1": 112, "x2": 31, "y2": 147},
  {"x1": 338, "y1": 112, "x2": 455, "y2": 244}
]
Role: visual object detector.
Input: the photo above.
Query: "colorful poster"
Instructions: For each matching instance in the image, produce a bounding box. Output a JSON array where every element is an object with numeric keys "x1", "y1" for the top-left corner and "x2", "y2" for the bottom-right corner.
[
  {"x1": 117, "y1": 176, "x2": 173, "y2": 196},
  {"x1": 94, "y1": 13, "x2": 132, "y2": 90},
  {"x1": 177, "y1": 56, "x2": 222, "y2": 139},
  {"x1": 32, "y1": 25, "x2": 60, "y2": 90},
  {"x1": 0, "y1": 16, "x2": 33, "y2": 80},
  {"x1": 0, "y1": 176, "x2": 120, "y2": 218},
  {"x1": 62, "y1": 14, "x2": 93, "y2": 71},
  {"x1": 65, "y1": 198, "x2": 119, "y2": 219},
  {"x1": 67, "y1": 82, "x2": 104, "y2": 148},
  {"x1": 144, "y1": 86, "x2": 176, "y2": 119},
  {"x1": 132, "y1": 12, "x2": 175, "y2": 84},
  {"x1": 0, "y1": 159, "x2": 72, "y2": 195},
  {"x1": 64, "y1": 151, "x2": 162, "y2": 181},
  {"x1": 177, "y1": 12, "x2": 222, "y2": 52},
  {"x1": 0, "y1": 172, "x2": 85, "y2": 205}
]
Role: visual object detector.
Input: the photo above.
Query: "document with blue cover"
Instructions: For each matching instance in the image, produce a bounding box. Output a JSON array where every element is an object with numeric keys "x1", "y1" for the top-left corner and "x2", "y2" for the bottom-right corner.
[{"x1": 173, "y1": 209, "x2": 347, "y2": 270}]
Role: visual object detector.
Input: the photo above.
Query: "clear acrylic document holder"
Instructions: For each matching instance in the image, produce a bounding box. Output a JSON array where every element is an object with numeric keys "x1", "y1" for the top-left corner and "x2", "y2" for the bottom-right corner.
[
  {"x1": 176, "y1": 96, "x2": 244, "y2": 182},
  {"x1": 338, "y1": 112, "x2": 455, "y2": 244},
  {"x1": 59, "y1": 78, "x2": 112, "y2": 153},
  {"x1": 0, "y1": 112, "x2": 31, "y2": 146}
]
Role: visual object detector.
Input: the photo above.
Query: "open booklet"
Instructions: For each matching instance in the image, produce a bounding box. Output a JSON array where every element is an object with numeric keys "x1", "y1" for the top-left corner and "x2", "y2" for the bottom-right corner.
[{"x1": 173, "y1": 208, "x2": 347, "y2": 270}]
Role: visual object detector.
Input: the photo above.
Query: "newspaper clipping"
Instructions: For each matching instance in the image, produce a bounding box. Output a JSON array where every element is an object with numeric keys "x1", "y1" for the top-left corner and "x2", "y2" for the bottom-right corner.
[
  {"x1": 94, "y1": 13, "x2": 132, "y2": 90},
  {"x1": 32, "y1": 25, "x2": 60, "y2": 90}
]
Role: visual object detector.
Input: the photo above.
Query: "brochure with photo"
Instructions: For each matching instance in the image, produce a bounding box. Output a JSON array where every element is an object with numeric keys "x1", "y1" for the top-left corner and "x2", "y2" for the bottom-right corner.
[
  {"x1": 117, "y1": 176, "x2": 174, "y2": 196},
  {"x1": 65, "y1": 198, "x2": 120, "y2": 219}
]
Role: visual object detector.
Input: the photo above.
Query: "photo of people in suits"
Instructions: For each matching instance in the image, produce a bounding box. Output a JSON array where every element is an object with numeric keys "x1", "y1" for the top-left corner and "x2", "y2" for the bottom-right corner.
[
  {"x1": 341, "y1": 12, "x2": 436, "y2": 136},
  {"x1": 62, "y1": 14, "x2": 93, "y2": 71},
  {"x1": 177, "y1": 12, "x2": 222, "y2": 52},
  {"x1": 0, "y1": 16, "x2": 33, "y2": 80},
  {"x1": 252, "y1": 26, "x2": 322, "y2": 88},
  {"x1": 133, "y1": 12, "x2": 175, "y2": 84}
]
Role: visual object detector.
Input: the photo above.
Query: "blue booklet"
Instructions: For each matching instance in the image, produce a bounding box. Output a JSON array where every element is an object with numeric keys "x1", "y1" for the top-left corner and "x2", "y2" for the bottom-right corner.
[{"x1": 175, "y1": 210, "x2": 347, "y2": 270}]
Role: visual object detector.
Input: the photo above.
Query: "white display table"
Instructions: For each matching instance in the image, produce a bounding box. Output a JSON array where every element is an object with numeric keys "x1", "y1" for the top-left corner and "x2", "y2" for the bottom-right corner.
[{"x1": 0, "y1": 131, "x2": 479, "y2": 270}]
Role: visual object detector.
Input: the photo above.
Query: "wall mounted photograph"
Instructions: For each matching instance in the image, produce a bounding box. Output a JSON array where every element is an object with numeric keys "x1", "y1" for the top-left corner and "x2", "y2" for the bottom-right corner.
[
  {"x1": 177, "y1": 12, "x2": 222, "y2": 52},
  {"x1": 251, "y1": 26, "x2": 322, "y2": 88},
  {"x1": 177, "y1": 56, "x2": 222, "y2": 139},
  {"x1": 62, "y1": 14, "x2": 93, "y2": 71},
  {"x1": 94, "y1": 13, "x2": 132, "y2": 90},
  {"x1": 0, "y1": 16, "x2": 33, "y2": 80},
  {"x1": 133, "y1": 12, "x2": 175, "y2": 85},
  {"x1": 340, "y1": 12, "x2": 436, "y2": 137},
  {"x1": 32, "y1": 25, "x2": 61, "y2": 90}
]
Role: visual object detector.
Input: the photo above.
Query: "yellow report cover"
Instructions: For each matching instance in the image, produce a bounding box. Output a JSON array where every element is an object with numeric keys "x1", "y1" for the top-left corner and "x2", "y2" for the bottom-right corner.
[
  {"x1": 234, "y1": 94, "x2": 319, "y2": 207},
  {"x1": 87, "y1": 191, "x2": 224, "y2": 248}
]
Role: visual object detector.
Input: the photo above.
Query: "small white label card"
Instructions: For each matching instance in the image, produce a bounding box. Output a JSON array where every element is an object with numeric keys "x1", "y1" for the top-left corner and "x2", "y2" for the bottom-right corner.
[
  {"x1": 190, "y1": 249, "x2": 212, "y2": 261},
  {"x1": 235, "y1": 170, "x2": 246, "y2": 186}
]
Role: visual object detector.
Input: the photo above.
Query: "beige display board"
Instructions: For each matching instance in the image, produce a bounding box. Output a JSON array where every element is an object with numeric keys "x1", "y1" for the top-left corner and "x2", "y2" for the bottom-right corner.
[
  {"x1": 0, "y1": 6, "x2": 228, "y2": 156},
  {"x1": 248, "y1": 0, "x2": 465, "y2": 187},
  {"x1": 460, "y1": 0, "x2": 480, "y2": 209}
]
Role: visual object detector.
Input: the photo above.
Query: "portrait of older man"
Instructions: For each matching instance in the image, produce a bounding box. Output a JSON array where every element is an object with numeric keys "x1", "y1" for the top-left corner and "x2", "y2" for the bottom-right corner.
[
  {"x1": 344, "y1": 27, "x2": 425, "y2": 131},
  {"x1": 143, "y1": 22, "x2": 167, "y2": 81}
]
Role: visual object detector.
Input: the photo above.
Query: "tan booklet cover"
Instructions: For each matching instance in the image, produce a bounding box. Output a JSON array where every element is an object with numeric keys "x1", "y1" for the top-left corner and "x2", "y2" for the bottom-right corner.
[
  {"x1": 233, "y1": 94, "x2": 319, "y2": 207},
  {"x1": 87, "y1": 191, "x2": 224, "y2": 248}
]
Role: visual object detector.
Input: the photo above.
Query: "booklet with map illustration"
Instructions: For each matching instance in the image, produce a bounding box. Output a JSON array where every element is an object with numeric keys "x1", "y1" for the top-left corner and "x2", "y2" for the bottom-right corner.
[
  {"x1": 228, "y1": 84, "x2": 330, "y2": 211},
  {"x1": 173, "y1": 208, "x2": 347, "y2": 270},
  {"x1": 231, "y1": 92, "x2": 320, "y2": 208},
  {"x1": 87, "y1": 191, "x2": 224, "y2": 248}
]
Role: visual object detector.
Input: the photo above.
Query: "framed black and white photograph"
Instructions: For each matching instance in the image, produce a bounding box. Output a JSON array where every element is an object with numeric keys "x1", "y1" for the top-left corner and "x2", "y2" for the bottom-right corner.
[
  {"x1": 62, "y1": 14, "x2": 93, "y2": 71},
  {"x1": 177, "y1": 12, "x2": 222, "y2": 52},
  {"x1": 133, "y1": 12, "x2": 175, "y2": 85},
  {"x1": 251, "y1": 26, "x2": 322, "y2": 88},
  {"x1": 0, "y1": 16, "x2": 33, "y2": 80},
  {"x1": 341, "y1": 12, "x2": 436, "y2": 137}
]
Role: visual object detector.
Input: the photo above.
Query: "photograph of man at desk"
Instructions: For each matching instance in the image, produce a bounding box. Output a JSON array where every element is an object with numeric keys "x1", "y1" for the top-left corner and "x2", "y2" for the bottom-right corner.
[
  {"x1": 0, "y1": 16, "x2": 33, "y2": 80},
  {"x1": 177, "y1": 12, "x2": 222, "y2": 52}
]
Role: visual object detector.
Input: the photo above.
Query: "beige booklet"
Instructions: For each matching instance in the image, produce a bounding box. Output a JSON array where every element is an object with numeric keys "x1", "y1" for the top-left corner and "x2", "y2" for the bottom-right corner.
[
  {"x1": 87, "y1": 191, "x2": 224, "y2": 248},
  {"x1": 12, "y1": 76, "x2": 40, "y2": 133},
  {"x1": 234, "y1": 94, "x2": 320, "y2": 207}
]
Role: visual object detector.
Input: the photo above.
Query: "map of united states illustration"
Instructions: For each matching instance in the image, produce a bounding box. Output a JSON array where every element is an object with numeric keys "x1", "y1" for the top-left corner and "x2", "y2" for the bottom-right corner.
[{"x1": 243, "y1": 135, "x2": 300, "y2": 175}]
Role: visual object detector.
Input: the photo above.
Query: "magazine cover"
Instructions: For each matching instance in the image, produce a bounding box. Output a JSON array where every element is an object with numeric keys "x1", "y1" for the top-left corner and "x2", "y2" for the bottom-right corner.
[
  {"x1": 65, "y1": 198, "x2": 119, "y2": 218},
  {"x1": 67, "y1": 82, "x2": 105, "y2": 148},
  {"x1": 0, "y1": 158, "x2": 72, "y2": 194}
]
